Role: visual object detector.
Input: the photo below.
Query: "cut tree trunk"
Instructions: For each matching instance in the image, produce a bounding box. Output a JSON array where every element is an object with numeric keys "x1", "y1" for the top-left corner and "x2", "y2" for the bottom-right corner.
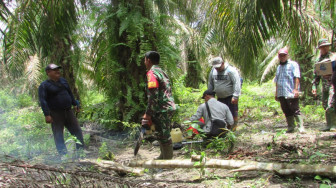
[
  {"x1": 80, "y1": 159, "x2": 144, "y2": 176},
  {"x1": 129, "y1": 156, "x2": 336, "y2": 177}
]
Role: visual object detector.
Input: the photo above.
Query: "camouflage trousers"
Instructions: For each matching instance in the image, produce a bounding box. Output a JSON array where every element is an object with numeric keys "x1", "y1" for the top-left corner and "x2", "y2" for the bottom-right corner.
[
  {"x1": 152, "y1": 112, "x2": 174, "y2": 144},
  {"x1": 322, "y1": 84, "x2": 335, "y2": 112}
]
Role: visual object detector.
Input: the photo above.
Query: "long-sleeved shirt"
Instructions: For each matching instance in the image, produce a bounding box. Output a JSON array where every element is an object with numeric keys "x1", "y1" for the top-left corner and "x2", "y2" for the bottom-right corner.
[
  {"x1": 274, "y1": 59, "x2": 301, "y2": 98},
  {"x1": 145, "y1": 65, "x2": 176, "y2": 116},
  {"x1": 38, "y1": 78, "x2": 77, "y2": 116},
  {"x1": 190, "y1": 98, "x2": 233, "y2": 133},
  {"x1": 208, "y1": 63, "x2": 241, "y2": 99}
]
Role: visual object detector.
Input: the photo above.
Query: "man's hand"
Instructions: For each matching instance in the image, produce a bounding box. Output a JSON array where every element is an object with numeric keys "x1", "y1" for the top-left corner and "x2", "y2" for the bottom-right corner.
[
  {"x1": 293, "y1": 89, "x2": 299, "y2": 98},
  {"x1": 75, "y1": 106, "x2": 80, "y2": 113},
  {"x1": 143, "y1": 114, "x2": 152, "y2": 121},
  {"x1": 231, "y1": 97, "x2": 238, "y2": 104},
  {"x1": 312, "y1": 89, "x2": 317, "y2": 97},
  {"x1": 45, "y1": 115, "x2": 53, "y2": 123},
  {"x1": 142, "y1": 114, "x2": 152, "y2": 129}
]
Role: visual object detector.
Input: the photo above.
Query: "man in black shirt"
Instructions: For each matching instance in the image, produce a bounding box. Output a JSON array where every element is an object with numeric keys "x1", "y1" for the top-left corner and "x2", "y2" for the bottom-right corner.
[{"x1": 38, "y1": 64, "x2": 84, "y2": 157}]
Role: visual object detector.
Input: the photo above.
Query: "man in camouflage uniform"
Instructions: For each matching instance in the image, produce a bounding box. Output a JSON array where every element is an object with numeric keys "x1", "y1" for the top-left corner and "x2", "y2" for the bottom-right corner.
[
  {"x1": 143, "y1": 51, "x2": 176, "y2": 160},
  {"x1": 312, "y1": 39, "x2": 336, "y2": 131}
]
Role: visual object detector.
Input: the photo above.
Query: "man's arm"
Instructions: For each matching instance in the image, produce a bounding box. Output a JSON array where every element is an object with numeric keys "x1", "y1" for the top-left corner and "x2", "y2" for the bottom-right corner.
[
  {"x1": 61, "y1": 78, "x2": 80, "y2": 112},
  {"x1": 293, "y1": 77, "x2": 300, "y2": 98},
  {"x1": 145, "y1": 88, "x2": 159, "y2": 117},
  {"x1": 225, "y1": 106, "x2": 234, "y2": 126},
  {"x1": 190, "y1": 105, "x2": 204, "y2": 122},
  {"x1": 38, "y1": 83, "x2": 52, "y2": 123},
  {"x1": 293, "y1": 62, "x2": 300, "y2": 98},
  {"x1": 208, "y1": 68, "x2": 214, "y2": 91},
  {"x1": 229, "y1": 68, "x2": 241, "y2": 104},
  {"x1": 312, "y1": 73, "x2": 321, "y2": 96},
  {"x1": 274, "y1": 67, "x2": 279, "y2": 101},
  {"x1": 144, "y1": 70, "x2": 160, "y2": 120},
  {"x1": 61, "y1": 78, "x2": 77, "y2": 106},
  {"x1": 275, "y1": 83, "x2": 279, "y2": 101},
  {"x1": 311, "y1": 60, "x2": 321, "y2": 96}
]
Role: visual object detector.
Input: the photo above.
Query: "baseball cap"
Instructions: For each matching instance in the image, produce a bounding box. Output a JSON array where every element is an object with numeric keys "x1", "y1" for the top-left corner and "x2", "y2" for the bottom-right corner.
[
  {"x1": 317, "y1": 39, "x2": 331, "y2": 48},
  {"x1": 202, "y1": 89, "x2": 216, "y2": 99},
  {"x1": 45, "y1": 64, "x2": 62, "y2": 71},
  {"x1": 211, "y1": 57, "x2": 223, "y2": 68},
  {"x1": 278, "y1": 48, "x2": 288, "y2": 55}
]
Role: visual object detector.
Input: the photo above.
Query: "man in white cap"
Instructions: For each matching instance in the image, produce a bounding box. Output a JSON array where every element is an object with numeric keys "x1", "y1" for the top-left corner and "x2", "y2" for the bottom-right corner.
[
  {"x1": 275, "y1": 48, "x2": 304, "y2": 133},
  {"x1": 208, "y1": 57, "x2": 241, "y2": 131},
  {"x1": 38, "y1": 64, "x2": 84, "y2": 159},
  {"x1": 312, "y1": 39, "x2": 336, "y2": 131}
]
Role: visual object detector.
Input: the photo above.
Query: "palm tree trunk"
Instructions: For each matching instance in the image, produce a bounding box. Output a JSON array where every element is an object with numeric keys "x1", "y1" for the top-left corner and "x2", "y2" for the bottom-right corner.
[
  {"x1": 51, "y1": 35, "x2": 80, "y2": 100},
  {"x1": 185, "y1": 47, "x2": 202, "y2": 88}
]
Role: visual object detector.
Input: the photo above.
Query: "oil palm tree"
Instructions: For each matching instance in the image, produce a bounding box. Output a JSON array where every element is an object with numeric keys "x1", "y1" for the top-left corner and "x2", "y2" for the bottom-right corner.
[
  {"x1": 88, "y1": 0, "x2": 187, "y2": 123},
  {"x1": 3, "y1": 0, "x2": 85, "y2": 99},
  {"x1": 207, "y1": 0, "x2": 334, "y2": 100}
]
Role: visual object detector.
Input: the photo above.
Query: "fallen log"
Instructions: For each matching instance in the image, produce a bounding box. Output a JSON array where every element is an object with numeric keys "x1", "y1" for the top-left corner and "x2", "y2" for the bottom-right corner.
[
  {"x1": 80, "y1": 159, "x2": 144, "y2": 176},
  {"x1": 129, "y1": 156, "x2": 336, "y2": 177}
]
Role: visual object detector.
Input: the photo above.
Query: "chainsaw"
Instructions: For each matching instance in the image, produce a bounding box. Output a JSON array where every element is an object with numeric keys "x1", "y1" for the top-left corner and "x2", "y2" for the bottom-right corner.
[{"x1": 134, "y1": 119, "x2": 154, "y2": 156}]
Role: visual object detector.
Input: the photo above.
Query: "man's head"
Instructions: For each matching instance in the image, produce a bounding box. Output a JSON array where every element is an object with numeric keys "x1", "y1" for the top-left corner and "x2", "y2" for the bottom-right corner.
[
  {"x1": 45, "y1": 64, "x2": 62, "y2": 81},
  {"x1": 211, "y1": 57, "x2": 225, "y2": 72},
  {"x1": 317, "y1": 39, "x2": 331, "y2": 55},
  {"x1": 278, "y1": 48, "x2": 289, "y2": 63},
  {"x1": 202, "y1": 89, "x2": 216, "y2": 102},
  {"x1": 144, "y1": 51, "x2": 160, "y2": 70}
]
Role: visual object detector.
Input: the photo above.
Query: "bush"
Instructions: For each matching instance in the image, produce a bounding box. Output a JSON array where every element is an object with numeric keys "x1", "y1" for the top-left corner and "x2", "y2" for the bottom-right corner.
[
  {"x1": 17, "y1": 94, "x2": 34, "y2": 108},
  {"x1": 0, "y1": 89, "x2": 54, "y2": 160},
  {"x1": 0, "y1": 90, "x2": 17, "y2": 110}
]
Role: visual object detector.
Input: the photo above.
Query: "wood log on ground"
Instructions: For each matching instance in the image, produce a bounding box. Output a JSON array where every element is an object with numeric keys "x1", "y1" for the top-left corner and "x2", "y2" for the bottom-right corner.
[
  {"x1": 129, "y1": 156, "x2": 336, "y2": 177},
  {"x1": 80, "y1": 159, "x2": 144, "y2": 176}
]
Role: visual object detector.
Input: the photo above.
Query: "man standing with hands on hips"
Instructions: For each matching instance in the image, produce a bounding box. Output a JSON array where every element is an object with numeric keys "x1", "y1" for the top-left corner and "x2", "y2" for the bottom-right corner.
[
  {"x1": 38, "y1": 64, "x2": 84, "y2": 158},
  {"x1": 275, "y1": 48, "x2": 305, "y2": 133},
  {"x1": 208, "y1": 57, "x2": 241, "y2": 131}
]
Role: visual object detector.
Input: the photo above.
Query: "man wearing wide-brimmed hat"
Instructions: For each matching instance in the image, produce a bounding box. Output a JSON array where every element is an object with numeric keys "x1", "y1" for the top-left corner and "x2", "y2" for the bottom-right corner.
[{"x1": 312, "y1": 39, "x2": 336, "y2": 131}]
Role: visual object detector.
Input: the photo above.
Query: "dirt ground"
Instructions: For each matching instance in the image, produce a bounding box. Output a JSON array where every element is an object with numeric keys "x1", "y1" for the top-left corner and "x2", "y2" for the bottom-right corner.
[
  {"x1": 2, "y1": 116, "x2": 336, "y2": 187},
  {"x1": 78, "y1": 116, "x2": 336, "y2": 188}
]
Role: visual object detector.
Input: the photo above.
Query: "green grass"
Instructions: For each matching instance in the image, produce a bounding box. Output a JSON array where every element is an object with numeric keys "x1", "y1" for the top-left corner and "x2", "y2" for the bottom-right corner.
[
  {"x1": 0, "y1": 90, "x2": 69, "y2": 160},
  {"x1": 0, "y1": 80, "x2": 325, "y2": 161}
]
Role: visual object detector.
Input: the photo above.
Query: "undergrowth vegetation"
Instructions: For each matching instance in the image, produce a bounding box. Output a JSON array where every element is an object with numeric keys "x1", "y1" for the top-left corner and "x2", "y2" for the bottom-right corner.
[{"x1": 0, "y1": 79, "x2": 325, "y2": 160}]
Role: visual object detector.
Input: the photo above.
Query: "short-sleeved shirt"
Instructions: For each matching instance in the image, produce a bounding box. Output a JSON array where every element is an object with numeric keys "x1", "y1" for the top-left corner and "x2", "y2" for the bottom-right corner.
[{"x1": 274, "y1": 59, "x2": 301, "y2": 98}]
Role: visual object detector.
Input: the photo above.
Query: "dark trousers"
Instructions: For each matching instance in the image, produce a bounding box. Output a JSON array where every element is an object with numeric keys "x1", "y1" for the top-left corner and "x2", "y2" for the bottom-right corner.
[
  {"x1": 278, "y1": 97, "x2": 301, "y2": 117},
  {"x1": 218, "y1": 96, "x2": 238, "y2": 118},
  {"x1": 50, "y1": 109, "x2": 84, "y2": 155}
]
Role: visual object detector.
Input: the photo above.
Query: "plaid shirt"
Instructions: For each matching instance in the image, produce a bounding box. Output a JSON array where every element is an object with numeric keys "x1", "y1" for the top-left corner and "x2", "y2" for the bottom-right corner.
[{"x1": 274, "y1": 59, "x2": 301, "y2": 98}]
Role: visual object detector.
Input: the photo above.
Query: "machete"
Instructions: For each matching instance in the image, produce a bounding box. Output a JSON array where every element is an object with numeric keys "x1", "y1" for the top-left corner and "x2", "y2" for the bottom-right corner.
[{"x1": 134, "y1": 127, "x2": 147, "y2": 156}]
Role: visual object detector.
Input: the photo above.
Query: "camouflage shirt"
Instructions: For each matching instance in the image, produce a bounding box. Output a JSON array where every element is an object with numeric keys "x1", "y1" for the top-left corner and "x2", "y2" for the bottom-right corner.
[
  {"x1": 145, "y1": 65, "x2": 176, "y2": 116},
  {"x1": 312, "y1": 52, "x2": 335, "y2": 90}
]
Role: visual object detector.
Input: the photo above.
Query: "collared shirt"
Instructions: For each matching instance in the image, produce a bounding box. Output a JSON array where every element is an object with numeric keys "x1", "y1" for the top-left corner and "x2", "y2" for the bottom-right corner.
[
  {"x1": 145, "y1": 65, "x2": 176, "y2": 116},
  {"x1": 274, "y1": 59, "x2": 301, "y2": 98},
  {"x1": 208, "y1": 63, "x2": 241, "y2": 99},
  {"x1": 38, "y1": 78, "x2": 77, "y2": 116},
  {"x1": 190, "y1": 98, "x2": 234, "y2": 133}
]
